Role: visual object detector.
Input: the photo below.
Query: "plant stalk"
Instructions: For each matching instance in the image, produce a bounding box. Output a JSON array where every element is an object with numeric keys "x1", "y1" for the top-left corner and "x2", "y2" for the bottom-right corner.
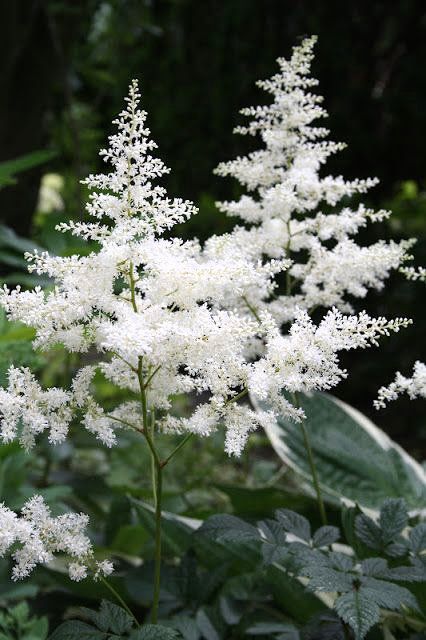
[
  {"x1": 292, "y1": 392, "x2": 327, "y2": 525},
  {"x1": 100, "y1": 577, "x2": 139, "y2": 626},
  {"x1": 129, "y1": 267, "x2": 162, "y2": 623},
  {"x1": 151, "y1": 461, "x2": 162, "y2": 624},
  {"x1": 299, "y1": 418, "x2": 327, "y2": 525}
]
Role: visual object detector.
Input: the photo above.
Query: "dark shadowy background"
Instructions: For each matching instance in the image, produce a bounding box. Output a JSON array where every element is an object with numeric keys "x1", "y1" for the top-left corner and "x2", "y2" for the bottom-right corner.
[{"x1": 0, "y1": 0, "x2": 425, "y2": 456}]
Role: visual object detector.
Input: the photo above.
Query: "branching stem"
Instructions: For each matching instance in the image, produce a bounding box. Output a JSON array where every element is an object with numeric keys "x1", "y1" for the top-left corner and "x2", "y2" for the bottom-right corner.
[
  {"x1": 242, "y1": 295, "x2": 261, "y2": 323},
  {"x1": 161, "y1": 433, "x2": 193, "y2": 468}
]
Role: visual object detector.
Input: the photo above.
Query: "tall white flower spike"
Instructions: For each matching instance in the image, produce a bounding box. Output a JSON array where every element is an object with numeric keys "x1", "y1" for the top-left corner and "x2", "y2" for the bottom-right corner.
[{"x1": 210, "y1": 36, "x2": 414, "y2": 325}]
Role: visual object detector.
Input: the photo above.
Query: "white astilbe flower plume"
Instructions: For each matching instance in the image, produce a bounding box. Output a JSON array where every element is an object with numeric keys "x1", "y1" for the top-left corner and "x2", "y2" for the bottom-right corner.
[
  {"x1": 0, "y1": 79, "x2": 281, "y2": 455},
  {"x1": 375, "y1": 361, "x2": 426, "y2": 409},
  {"x1": 0, "y1": 495, "x2": 112, "y2": 581},
  {"x1": 250, "y1": 308, "x2": 411, "y2": 404},
  {"x1": 0, "y1": 75, "x2": 412, "y2": 462},
  {"x1": 209, "y1": 36, "x2": 414, "y2": 324}
]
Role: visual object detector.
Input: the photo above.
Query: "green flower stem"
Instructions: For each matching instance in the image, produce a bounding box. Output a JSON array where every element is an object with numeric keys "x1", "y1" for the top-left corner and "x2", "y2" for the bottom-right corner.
[
  {"x1": 293, "y1": 392, "x2": 327, "y2": 525},
  {"x1": 242, "y1": 295, "x2": 261, "y2": 323},
  {"x1": 225, "y1": 388, "x2": 248, "y2": 405},
  {"x1": 100, "y1": 577, "x2": 140, "y2": 627},
  {"x1": 149, "y1": 410, "x2": 157, "y2": 507},
  {"x1": 136, "y1": 358, "x2": 162, "y2": 622},
  {"x1": 299, "y1": 418, "x2": 327, "y2": 525},
  {"x1": 128, "y1": 266, "x2": 163, "y2": 623},
  {"x1": 151, "y1": 461, "x2": 163, "y2": 624},
  {"x1": 161, "y1": 433, "x2": 193, "y2": 468}
]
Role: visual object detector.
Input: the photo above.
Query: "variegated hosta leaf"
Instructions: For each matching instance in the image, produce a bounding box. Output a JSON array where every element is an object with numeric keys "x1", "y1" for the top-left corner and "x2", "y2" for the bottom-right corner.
[{"x1": 253, "y1": 391, "x2": 426, "y2": 513}]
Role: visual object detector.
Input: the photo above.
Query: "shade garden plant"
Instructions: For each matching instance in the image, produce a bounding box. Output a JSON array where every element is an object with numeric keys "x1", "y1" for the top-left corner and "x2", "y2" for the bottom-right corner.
[{"x1": 0, "y1": 37, "x2": 424, "y2": 640}]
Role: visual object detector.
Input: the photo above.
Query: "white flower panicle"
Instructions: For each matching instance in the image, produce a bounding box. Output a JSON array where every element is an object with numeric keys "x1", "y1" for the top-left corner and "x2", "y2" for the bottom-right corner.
[
  {"x1": 61, "y1": 79, "x2": 197, "y2": 240},
  {"x1": 0, "y1": 365, "x2": 116, "y2": 450},
  {"x1": 211, "y1": 36, "x2": 414, "y2": 322},
  {"x1": 0, "y1": 74, "x2": 412, "y2": 461},
  {"x1": 249, "y1": 309, "x2": 411, "y2": 405},
  {"x1": 0, "y1": 495, "x2": 113, "y2": 581},
  {"x1": 0, "y1": 80, "x2": 274, "y2": 456},
  {"x1": 375, "y1": 361, "x2": 426, "y2": 409}
]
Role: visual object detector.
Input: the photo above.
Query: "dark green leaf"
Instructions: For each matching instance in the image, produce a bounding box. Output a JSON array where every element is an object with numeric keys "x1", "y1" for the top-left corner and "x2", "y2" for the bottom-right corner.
[
  {"x1": 334, "y1": 591, "x2": 380, "y2": 640},
  {"x1": 198, "y1": 514, "x2": 258, "y2": 544},
  {"x1": 215, "y1": 484, "x2": 317, "y2": 519},
  {"x1": 0, "y1": 224, "x2": 43, "y2": 254},
  {"x1": 359, "y1": 558, "x2": 388, "y2": 577},
  {"x1": 245, "y1": 621, "x2": 299, "y2": 636},
  {"x1": 275, "y1": 510, "x2": 311, "y2": 542},
  {"x1": 303, "y1": 567, "x2": 354, "y2": 593},
  {"x1": 361, "y1": 578, "x2": 419, "y2": 612},
  {"x1": 166, "y1": 616, "x2": 200, "y2": 640},
  {"x1": 130, "y1": 499, "x2": 199, "y2": 556},
  {"x1": 379, "y1": 499, "x2": 408, "y2": 543},
  {"x1": 354, "y1": 514, "x2": 382, "y2": 550},
  {"x1": 410, "y1": 523, "x2": 426, "y2": 555},
  {"x1": 265, "y1": 565, "x2": 326, "y2": 623},
  {"x1": 312, "y1": 526, "x2": 340, "y2": 548},
  {"x1": 130, "y1": 625, "x2": 180, "y2": 639},
  {"x1": 49, "y1": 621, "x2": 107, "y2": 640},
  {"x1": 0, "y1": 151, "x2": 56, "y2": 185},
  {"x1": 97, "y1": 600, "x2": 134, "y2": 634}
]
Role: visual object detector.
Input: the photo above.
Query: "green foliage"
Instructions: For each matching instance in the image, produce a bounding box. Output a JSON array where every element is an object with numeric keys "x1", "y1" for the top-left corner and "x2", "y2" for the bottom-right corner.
[
  {"x1": 0, "y1": 225, "x2": 45, "y2": 287},
  {"x1": 50, "y1": 601, "x2": 178, "y2": 640},
  {"x1": 0, "y1": 152, "x2": 55, "y2": 190},
  {"x1": 0, "y1": 309, "x2": 43, "y2": 387},
  {"x1": 174, "y1": 498, "x2": 426, "y2": 639},
  {"x1": 0, "y1": 601, "x2": 48, "y2": 640}
]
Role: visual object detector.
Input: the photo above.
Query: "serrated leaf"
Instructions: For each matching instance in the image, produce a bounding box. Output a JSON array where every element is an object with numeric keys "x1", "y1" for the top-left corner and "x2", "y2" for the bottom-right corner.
[
  {"x1": 275, "y1": 509, "x2": 311, "y2": 542},
  {"x1": 361, "y1": 577, "x2": 419, "y2": 612},
  {"x1": 328, "y1": 552, "x2": 354, "y2": 572},
  {"x1": 130, "y1": 625, "x2": 180, "y2": 639},
  {"x1": 198, "y1": 514, "x2": 258, "y2": 544},
  {"x1": 335, "y1": 590, "x2": 380, "y2": 640},
  {"x1": 97, "y1": 600, "x2": 134, "y2": 634},
  {"x1": 167, "y1": 615, "x2": 200, "y2": 640},
  {"x1": 49, "y1": 621, "x2": 107, "y2": 640},
  {"x1": 385, "y1": 541, "x2": 409, "y2": 558},
  {"x1": 79, "y1": 608, "x2": 103, "y2": 629},
  {"x1": 360, "y1": 558, "x2": 388, "y2": 577},
  {"x1": 303, "y1": 566, "x2": 354, "y2": 593},
  {"x1": 355, "y1": 514, "x2": 382, "y2": 550},
  {"x1": 379, "y1": 499, "x2": 408, "y2": 543},
  {"x1": 261, "y1": 542, "x2": 289, "y2": 566},
  {"x1": 410, "y1": 523, "x2": 426, "y2": 555},
  {"x1": 312, "y1": 526, "x2": 340, "y2": 548},
  {"x1": 258, "y1": 519, "x2": 290, "y2": 565},
  {"x1": 383, "y1": 565, "x2": 426, "y2": 582},
  {"x1": 358, "y1": 557, "x2": 424, "y2": 582}
]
